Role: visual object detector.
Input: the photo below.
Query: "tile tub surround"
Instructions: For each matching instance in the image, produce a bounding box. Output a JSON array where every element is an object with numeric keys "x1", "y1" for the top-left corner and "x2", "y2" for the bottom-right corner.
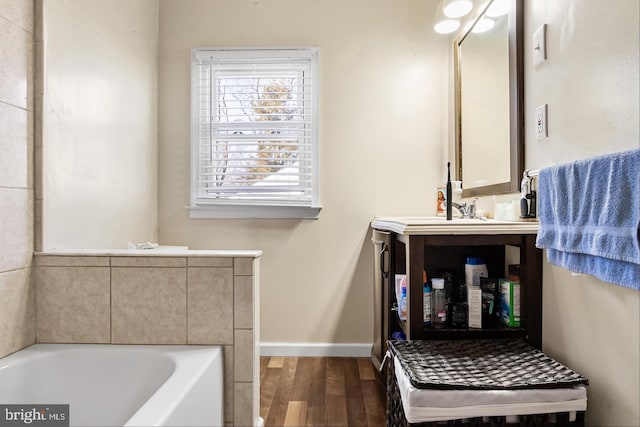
[
  {"x1": 0, "y1": 0, "x2": 36, "y2": 359},
  {"x1": 32, "y1": 249, "x2": 261, "y2": 427}
]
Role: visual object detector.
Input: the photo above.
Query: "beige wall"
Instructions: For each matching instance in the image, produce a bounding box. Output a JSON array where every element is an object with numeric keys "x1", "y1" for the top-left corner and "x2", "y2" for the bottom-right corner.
[
  {"x1": 525, "y1": 1, "x2": 639, "y2": 425},
  {"x1": 41, "y1": 0, "x2": 159, "y2": 249},
  {"x1": 0, "y1": 0, "x2": 36, "y2": 358},
  {"x1": 158, "y1": 0, "x2": 449, "y2": 344}
]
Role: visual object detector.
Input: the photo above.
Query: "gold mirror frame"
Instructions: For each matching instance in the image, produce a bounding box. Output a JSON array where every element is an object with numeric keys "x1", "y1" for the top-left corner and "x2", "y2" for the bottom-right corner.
[{"x1": 454, "y1": 0, "x2": 524, "y2": 197}]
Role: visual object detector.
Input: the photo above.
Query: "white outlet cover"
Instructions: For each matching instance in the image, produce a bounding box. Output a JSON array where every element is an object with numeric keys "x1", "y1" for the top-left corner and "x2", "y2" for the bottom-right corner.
[
  {"x1": 533, "y1": 24, "x2": 546, "y2": 66},
  {"x1": 536, "y1": 104, "x2": 548, "y2": 140}
]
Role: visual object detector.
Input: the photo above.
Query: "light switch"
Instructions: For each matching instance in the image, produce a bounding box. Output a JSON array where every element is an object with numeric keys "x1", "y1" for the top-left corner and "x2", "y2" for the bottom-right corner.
[
  {"x1": 533, "y1": 24, "x2": 546, "y2": 66},
  {"x1": 536, "y1": 104, "x2": 548, "y2": 140}
]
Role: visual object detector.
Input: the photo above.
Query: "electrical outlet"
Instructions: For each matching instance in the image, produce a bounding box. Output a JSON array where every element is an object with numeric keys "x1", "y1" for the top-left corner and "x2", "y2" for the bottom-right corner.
[
  {"x1": 536, "y1": 104, "x2": 548, "y2": 140},
  {"x1": 533, "y1": 24, "x2": 546, "y2": 66}
]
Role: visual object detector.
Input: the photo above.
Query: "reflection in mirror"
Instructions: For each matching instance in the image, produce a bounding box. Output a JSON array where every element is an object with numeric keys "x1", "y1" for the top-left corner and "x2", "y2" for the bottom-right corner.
[
  {"x1": 461, "y1": 13, "x2": 510, "y2": 188},
  {"x1": 455, "y1": 0, "x2": 523, "y2": 197}
]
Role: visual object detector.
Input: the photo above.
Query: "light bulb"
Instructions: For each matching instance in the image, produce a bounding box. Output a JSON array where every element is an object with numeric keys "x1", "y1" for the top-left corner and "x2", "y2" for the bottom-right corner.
[
  {"x1": 472, "y1": 17, "x2": 495, "y2": 33},
  {"x1": 434, "y1": 19, "x2": 461, "y2": 34},
  {"x1": 443, "y1": 0, "x2": 474, "y2": 18}
]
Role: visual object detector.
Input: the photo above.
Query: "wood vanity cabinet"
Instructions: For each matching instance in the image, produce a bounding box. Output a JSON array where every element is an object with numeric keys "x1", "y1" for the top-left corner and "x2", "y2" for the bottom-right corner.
[{"x1": 370, "y1": 218, "x2": 543, "y2": 367}]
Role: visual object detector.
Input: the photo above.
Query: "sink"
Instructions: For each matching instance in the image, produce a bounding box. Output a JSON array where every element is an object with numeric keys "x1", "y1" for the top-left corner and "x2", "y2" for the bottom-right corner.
[{"x1": 371, "y1": 216, "x2": 539, "y2": 235}]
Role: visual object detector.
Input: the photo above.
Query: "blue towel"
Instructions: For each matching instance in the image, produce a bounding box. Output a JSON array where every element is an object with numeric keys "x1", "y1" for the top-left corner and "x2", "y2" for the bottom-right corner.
[{"x1": 536, "y1": 149, "x2": 640, "y2": 290}]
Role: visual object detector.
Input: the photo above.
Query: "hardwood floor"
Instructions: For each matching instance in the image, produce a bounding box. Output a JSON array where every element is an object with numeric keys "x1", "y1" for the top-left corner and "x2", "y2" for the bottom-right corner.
[{"x1": 260, "y1": 357, "x2": 387, "y2": 427}]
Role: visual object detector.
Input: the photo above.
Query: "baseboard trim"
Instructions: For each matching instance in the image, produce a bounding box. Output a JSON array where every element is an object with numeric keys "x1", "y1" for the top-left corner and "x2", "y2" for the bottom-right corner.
[{"x1": 260, "y1": 342, "x2": 372, "y2": 357}]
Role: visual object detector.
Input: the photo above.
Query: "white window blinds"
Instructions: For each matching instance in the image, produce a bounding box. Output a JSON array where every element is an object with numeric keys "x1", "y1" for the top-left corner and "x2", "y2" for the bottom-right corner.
[{"x1": 190, "y1": 48, "x2": 319, "y2": 215}]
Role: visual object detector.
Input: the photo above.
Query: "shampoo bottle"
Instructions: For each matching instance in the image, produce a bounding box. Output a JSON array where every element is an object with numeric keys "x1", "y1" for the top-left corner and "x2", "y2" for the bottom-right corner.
[
  {"x1": 423, "y1": 271, "x2": 432, "y2": 326},
  {"x1": 431, "y1": 278, "x2": 446, "y2": 328}
]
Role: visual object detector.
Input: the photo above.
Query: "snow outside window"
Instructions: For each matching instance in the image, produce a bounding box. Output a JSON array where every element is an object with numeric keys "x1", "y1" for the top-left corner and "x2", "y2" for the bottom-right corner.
[{"x1": 189, "y1": 48, "x2": 320, "y2": 219}]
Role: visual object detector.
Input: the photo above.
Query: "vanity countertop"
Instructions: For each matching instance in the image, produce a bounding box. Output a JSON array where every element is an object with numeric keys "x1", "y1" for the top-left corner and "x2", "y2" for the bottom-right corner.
[{"x1": 371, "y1": 216, "x2": 539, "y2": 235}]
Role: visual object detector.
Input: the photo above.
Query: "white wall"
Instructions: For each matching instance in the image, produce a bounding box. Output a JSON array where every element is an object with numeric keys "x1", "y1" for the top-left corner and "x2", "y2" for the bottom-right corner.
[
  {"x1": 157, "y1": 0, "x2": 449, "y2": 345},
  {"x1": 525, "y1": 1, "x2": 639, "y2": 425},
  {"x1": 42, "y1": 0, "x2": 159, "y2": 249}
]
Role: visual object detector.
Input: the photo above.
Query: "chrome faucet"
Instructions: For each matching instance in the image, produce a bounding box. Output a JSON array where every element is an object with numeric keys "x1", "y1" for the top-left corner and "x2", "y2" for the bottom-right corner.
[{"x1": 451, "y1": 199, "x2": 477, "y2": 219}]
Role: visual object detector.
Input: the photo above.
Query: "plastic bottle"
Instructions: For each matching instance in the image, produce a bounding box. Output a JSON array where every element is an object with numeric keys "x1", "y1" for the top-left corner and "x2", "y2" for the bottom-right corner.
[
  {"x1": 399, "y1": 287, "x2": 407, "y2": 321},
  {"x1": 431, "y1": 278, "x2": 447, "y2": 328},
  {"x1": 423, "y1": 280, "x2": 432, "y2": 326},
  {"x1": 452, "y1": 181, "x2": 463, "y2": 203},
  {"x1": 465, "y1": 257, "x2": 488, "y2": 286}
]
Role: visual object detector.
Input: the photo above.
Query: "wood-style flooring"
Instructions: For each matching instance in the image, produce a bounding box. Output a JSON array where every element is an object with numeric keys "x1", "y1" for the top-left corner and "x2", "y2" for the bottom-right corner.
[{"x1": 260, "y1": 357, "x2": 386, "y2": 427}]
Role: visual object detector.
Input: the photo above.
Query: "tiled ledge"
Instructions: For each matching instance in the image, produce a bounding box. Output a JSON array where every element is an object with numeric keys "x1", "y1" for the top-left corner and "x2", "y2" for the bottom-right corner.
[
  {"x1": 35, "y1": 248, "x2": 262, "y2": 257},
  {"x1": 32, "y1": 252, "x2": 260, "y2": 426}
]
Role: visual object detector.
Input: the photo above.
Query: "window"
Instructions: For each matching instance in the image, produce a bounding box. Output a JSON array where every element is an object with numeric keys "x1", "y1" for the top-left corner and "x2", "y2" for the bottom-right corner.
[{"x1": 189, "y1": 48, "x2": 320, "y2": 219}]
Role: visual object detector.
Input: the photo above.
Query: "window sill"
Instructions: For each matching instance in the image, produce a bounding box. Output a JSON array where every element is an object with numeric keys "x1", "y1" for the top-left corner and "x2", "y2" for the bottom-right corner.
[{"x1": 187, "y1": 204, "x2": 322, "y2": 220}]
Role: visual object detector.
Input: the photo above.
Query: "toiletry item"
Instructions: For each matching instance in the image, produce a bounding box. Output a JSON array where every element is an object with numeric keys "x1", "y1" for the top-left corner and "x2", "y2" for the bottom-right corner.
[
  {"x1": 467, "y1": 285, "x2": 482, "y2": 329},
  {"x1": 508, "y1": 264, "x2": 521, "y2": 282},
  {"x1": 452, "y1": 181, "x2": 463, "y2": 203},
  {"x1": 480, "y1": 277, "x2": 498, "y2": 327},
  {"x1": 399, "y1": 287, "x2": 407, "y2": 321},
  {"x1": 498, "y1": 279, "x2": 520, "y2": 327},
  {"x1": 395, "y1": 274, "x2": 406, "y2": 307},
  {"x1": 464, "y1": 257, "x2": 488, "y2": 286},
  {"x1": 436, "y1": 185, "x2": 446, "y2": 216},
  {"x1": 448, "y1": 301, "x2": 467, "y2": 328},
  {"x1": 442, "y1": 271, "x2": 455, "y2": 303},
  {"x1": 520, "y1": 171, "x2": 537, "y2": 218},
  {"x1": 423, "y1": 272, "x2": 432, "y2": 326},
  {"x1": 431, "y1": 278, "x2": 446, "y2": 328},
  {"x1": 447, "y1": 280, "x2": 467, "y2": 328},
  {"x1": 391, "y1": 331, "x2": 406, "y2": 340},
  {"x1": 446, "y1": 162, "x2": 452, "y2": 220}
]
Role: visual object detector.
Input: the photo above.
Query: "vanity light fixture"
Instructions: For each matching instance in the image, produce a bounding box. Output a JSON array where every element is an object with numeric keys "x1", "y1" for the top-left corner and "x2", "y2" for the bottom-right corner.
[
  {"x1": 442, "y1": 0, "x2": 474, "y2": 18},
  {"x1": 433, "y1": 0, "x2": 462, "y2": 34},
  {"x1": 434, "y1": 18, "x2": 461, "y2": 34},
  {"x1": 471, "y1": 17, "x2": 495, "y2": 33}
]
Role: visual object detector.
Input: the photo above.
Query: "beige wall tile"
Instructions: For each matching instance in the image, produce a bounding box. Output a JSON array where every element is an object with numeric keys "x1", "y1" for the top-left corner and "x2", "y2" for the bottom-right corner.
[
  {"x1": 233, "y1": 258, "x2": 253, "y2": 276},
  {"x1": 111, "y1": 257, "x2": 186, "y2": 267},
  {"x1": 0, "y1": 268, "x2": 35, "y2": 358},
  {"x1": 34, "y1": 0, "x2": 42, "y2": 41},
  {"x1": 188, "y1": 257, "x2": 233, "y2": 268},
  {"x1": 36, "y1": 266, "x2": 110, "y2": 343},
  {"x1": 234, "y1": 329, "x2": 253, "y2": 383},
  {"x1": 34, "y1": 255, "x2": 109, "y2": 267},
  {"x1": 234, "y1": 276, "x2": 253, "y2": 330},
  {"x1": 33, "y1": 145, "x2": 41, "y2": 198},
  {"x1": 0, "y1": 0, "x2": 34, "y2": 33},
  {"x1": 112, "y1": 267, "x2": 186, "y2": 344},
  {"x1": 34, "y1": 94, "x2": 42, "y2": 148},
  {"x1": 187, "y1": 267, "x2": 233, "y2": 344},
  {"x1": 34, "y1": 41, "x2": 43, "y2": 97},
  {"x1": 34, "y1": 199, "x2": 42, "y2": 252},
  {"x1": 0, "y1": 16, "x2": 33, "y2": 110},
  {"x1": 0, "y1": 189, "x2": 33, "y2": 272},
  {"x1": 26, "y1": 109, "x2": 33, "y2": 188},
  {"x1": 224, "y1": 345, "x2": 234, "y2": 423},
  {"x1": 234, "y1": 382, "x2": 253, "y2": 427},
  {"x1": 0, "y1": 102, "x2": 30, "y2": 188}
]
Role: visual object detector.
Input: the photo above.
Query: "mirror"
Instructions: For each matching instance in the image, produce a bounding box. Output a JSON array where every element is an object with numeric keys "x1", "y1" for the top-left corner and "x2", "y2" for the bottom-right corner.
[{"x1": 454, "y1": 0, "x2": 523, "y2": 197}]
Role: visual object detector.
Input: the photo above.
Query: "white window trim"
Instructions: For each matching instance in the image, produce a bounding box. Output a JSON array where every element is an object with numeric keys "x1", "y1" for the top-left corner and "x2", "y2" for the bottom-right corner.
[{"x1": 187, "y1": 47, "x2": 321, "y2": 220}]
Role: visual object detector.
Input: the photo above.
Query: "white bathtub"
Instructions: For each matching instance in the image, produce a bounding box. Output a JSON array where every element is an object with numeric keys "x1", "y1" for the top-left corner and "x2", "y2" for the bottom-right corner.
[{"x1": 0, "y1": 344, "x2": 224, "y2": 427}]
